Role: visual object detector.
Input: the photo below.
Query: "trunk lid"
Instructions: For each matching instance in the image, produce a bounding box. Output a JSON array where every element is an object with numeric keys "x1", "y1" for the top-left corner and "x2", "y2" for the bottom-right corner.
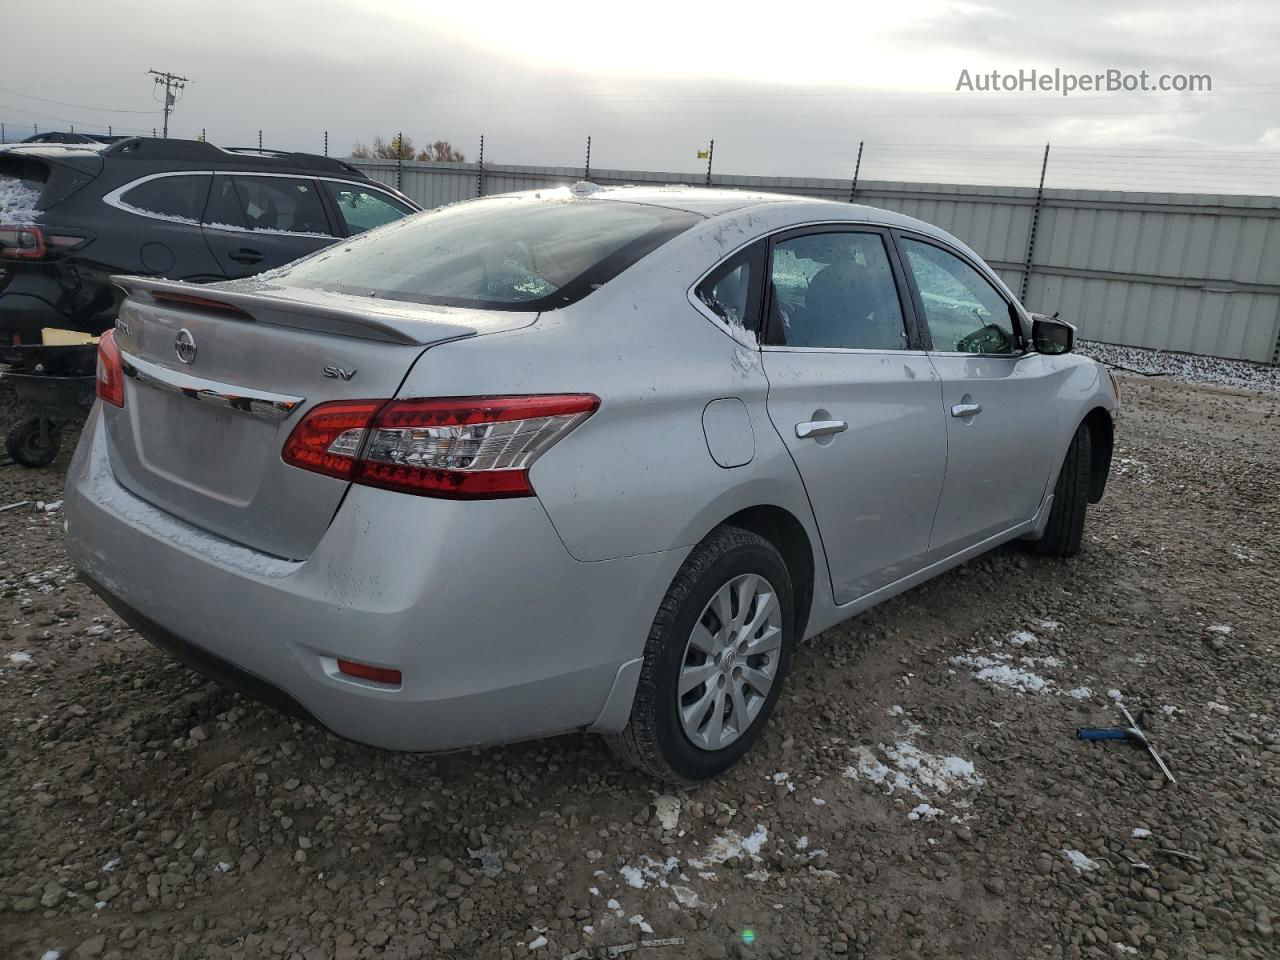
[{"x1": 105, "y1": 276, "x2": 535, "y2": 559}]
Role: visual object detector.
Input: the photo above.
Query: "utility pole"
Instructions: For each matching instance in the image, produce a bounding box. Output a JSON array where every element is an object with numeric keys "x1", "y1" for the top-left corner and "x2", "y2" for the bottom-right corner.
[{"x1": 148, "y1": 68, "x2": 190, "y2": 138}]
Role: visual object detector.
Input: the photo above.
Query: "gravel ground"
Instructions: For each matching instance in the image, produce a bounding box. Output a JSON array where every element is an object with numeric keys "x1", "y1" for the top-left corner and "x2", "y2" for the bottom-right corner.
[
  {"x1": 1078, "y1": 342, "x2": 1280, "y2": 396},
  {"x1": 1, "y1": 373, "x2": 1278, "y2": 960}
]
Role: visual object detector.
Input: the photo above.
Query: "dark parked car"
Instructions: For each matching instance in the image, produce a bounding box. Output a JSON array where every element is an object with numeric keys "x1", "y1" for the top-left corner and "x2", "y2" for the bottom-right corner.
[
  {"x1": 21, "y1": 132, "x2": 124, "y2": 146},
  {"x1": 0, "y1": 137, "x2": 420, "y2": 344}
]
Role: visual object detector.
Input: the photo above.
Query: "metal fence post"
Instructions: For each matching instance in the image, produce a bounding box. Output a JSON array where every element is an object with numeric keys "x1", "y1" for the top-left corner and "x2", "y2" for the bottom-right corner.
[
  {"x1": 477, "y1": 135, "x2": 485, "y2": 197},
  {"x1": 258, "y1": 130, "x2": 263, "y2": 149},
  {"x1": 584, "y1": 135, "x2": 591, "y2": 181},
  {"x1": 1019, "y1": 143, "x2": 1051, "y2": 304},
  {"x1": 848, "y1": 141, "x2": 864, "y2": 203},
  {"x1": 705, "y1": 139, "x2": 714, "y2": 187},
  {"x1": 396, "y1": 131, "x2": 403, "y2": 191},
  {"x1": 324, "y1": 131, "x2": 328, "y2": 157}
]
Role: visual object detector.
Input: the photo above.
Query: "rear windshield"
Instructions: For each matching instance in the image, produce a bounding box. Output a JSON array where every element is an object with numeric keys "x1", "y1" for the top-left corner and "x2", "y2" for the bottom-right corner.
[
  {"x1": 276, "y1": 195, "x2": 701, "y2": 310},
  {"x1": 0, "y1": 157, "x2": 49, "y2": 223}
]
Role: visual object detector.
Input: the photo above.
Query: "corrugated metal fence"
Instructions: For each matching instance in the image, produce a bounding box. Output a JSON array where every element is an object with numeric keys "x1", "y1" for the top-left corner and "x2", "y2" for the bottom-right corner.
[{"x1": 350, "y1": 158, "x2": 1280, "y2": 365}]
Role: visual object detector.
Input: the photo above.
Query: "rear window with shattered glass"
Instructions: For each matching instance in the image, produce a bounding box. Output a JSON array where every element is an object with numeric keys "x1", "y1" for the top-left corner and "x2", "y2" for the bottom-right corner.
[{"x1": 276, "y1": 194, "x2": 701, "y2": 311}]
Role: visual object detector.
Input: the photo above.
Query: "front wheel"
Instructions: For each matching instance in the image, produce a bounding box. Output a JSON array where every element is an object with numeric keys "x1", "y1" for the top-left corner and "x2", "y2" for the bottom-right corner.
[
  {"x1": 6, "y1": 417, "x2": 61, "y2": 468},
  {"x1": 608, "y1": 525, "x2": 795, "y2": 782},
  {"x1": 1032, "y1": 424, "x2": 1092, "y2": 558}
]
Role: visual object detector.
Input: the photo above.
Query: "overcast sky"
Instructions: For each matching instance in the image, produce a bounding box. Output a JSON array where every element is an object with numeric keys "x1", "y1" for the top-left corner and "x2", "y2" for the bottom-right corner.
[{"x1": 4, "y1": 0, "x2": 1279, "y2": 192}]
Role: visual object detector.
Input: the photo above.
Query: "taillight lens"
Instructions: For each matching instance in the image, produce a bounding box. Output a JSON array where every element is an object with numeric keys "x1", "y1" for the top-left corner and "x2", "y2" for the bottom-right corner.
[
  {"x1": 95, "y1": 330, "x2": 125, "y2": 408},
  {"x1": 0, "y1": 225, "x2": 47, "y2": 260},
  {"x1": 281, "y1": 394, "x2": 599, "y2": 499},
  {"x1": 281, "y1": 400, "x2": 383, "y2": 480}
]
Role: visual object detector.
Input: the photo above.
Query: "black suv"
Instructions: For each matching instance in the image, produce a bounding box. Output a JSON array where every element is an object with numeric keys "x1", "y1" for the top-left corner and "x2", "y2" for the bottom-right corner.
[{"x1": 0, "y1": 137, "x2": 419, "y2": 343}]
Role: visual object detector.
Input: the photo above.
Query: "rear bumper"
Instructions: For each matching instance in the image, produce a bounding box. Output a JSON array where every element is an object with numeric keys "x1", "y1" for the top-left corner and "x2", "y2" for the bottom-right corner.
[{"x1": 64, "y1": 406, "x2": 686, "y2": 751}]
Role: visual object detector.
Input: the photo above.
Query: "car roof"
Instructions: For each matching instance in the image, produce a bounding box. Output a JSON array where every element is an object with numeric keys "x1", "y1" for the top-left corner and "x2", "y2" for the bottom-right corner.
[{"x1": 581, "y1": 184, "x2": 953, "y2": 239}]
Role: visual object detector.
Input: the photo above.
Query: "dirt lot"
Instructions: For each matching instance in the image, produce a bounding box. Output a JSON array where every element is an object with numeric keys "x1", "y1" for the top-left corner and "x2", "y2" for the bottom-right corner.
[{"x1": 1, "y1": 374, "x2": 1278, "y2": 960}]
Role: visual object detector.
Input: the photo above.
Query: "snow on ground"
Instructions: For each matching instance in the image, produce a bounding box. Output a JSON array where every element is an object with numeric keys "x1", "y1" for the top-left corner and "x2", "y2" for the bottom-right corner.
[
  {"x1": 950, "y1": 628, "x2": 1100, "y2": 699},
  {"x1": 844, "y1": 720, "x2": 984, "y2": 821},
  {"x1": 618, "y1": 855, "x2": 679, "y2": 890},
  {"x1": 0, "y1": 176, "x2": 43, "y2": 224},
  {"x1": 1079, "y1": 340, "x2": 1280, "y2": 396},
  {"x1": 1063, "y1": 849, "x2": 1100, "y2": 872},
  {"x1": 690, "y1": 825, "x2": 768, "y2": 867},
  {"x1": 949, "y1": 653, "x2": 1054, "y2": 694}
]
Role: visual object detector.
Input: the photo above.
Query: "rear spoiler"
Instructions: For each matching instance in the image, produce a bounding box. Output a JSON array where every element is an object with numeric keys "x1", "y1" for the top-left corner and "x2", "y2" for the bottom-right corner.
[{"x1": 111, "y1": 275, "x2": 483, "y2": 346}]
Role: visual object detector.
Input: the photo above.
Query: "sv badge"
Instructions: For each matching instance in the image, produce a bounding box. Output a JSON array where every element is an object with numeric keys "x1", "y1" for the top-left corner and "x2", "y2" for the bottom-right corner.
[{"x1": 323, "y1": 366, "x2": 357, "y2": 381}]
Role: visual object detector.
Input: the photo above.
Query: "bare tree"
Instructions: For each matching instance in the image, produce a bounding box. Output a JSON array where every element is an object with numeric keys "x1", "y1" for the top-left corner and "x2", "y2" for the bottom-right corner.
[
  {"x1": 350, "y1": 136, "x2": 465, "y2": 163},
  {"x1": 419, "y1": 140, "x2": 466, "y2": 162}
]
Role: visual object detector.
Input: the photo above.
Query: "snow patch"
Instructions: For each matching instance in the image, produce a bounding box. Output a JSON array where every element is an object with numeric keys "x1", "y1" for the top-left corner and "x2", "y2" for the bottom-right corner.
[
  {"x1": 844, "y1": 729, "x2": 984, "y2": 820},
  {"x1": 628, "y1": 915, "x2": 654, "y2": 934},
  {"x1": 1206, "y1": 624, "x2": 1233, "y2": 635},
  {"x1": 619, "y1": 855, "x2": 679, "y2": 890},
  {"x1": 7, "y1": 651, "x2": 32, "y2": 665},
  {"x1": 0, "y1": 177, "x2": 42, "y2": 224},
  {"x1": 1132, "y1": 828, "x2": 1152, "y2": 839},
  {"x1": 1063, "y1": 849, "x2": 1099, "y2": 872},
  {"x1": 527, "y1": 935, "x2": 547, "y2": 950},
  {"x1": 949, "y1": 653, "x2": 1053, "y2": 694},
  {"x1": 691, "y1": 825, "x2": 768, "y2": 866},
  {"x1": 1065, "y1": 686, "x2": 1093, "y2": 700},
  {"x1": 908, "y1": 803, "x2": 942, "y2": 821},
  {"x1": 770, "y1": 771, "x2": 796, "y2": 792}
]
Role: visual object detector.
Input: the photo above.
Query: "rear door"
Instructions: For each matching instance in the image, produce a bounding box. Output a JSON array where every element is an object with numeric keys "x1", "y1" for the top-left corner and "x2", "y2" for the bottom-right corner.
[
  {"x1": 760, "y1": 226, "x2": 947, "y2": 604},
  {"x1": 895, "y1": 233, "x2": 1063, "y2": 554},
  {"x1": 105, "y1": 172, "x2": 222, "y2": 279},
  {"x1": 202, "y1": 173, "x2": 337, "y2": 277}
]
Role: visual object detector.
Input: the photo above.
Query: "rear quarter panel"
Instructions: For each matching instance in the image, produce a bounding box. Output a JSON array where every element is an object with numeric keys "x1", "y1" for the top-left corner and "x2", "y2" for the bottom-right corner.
[{"x1": 393, "y1": 211, "x2": 828, "y2": 578}]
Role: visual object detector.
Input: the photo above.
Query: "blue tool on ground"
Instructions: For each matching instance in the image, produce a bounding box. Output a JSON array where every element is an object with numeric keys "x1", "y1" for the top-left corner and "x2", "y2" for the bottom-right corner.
[{"x1": 1077, "y1": 703, "x2": 1176, "y2": 784}]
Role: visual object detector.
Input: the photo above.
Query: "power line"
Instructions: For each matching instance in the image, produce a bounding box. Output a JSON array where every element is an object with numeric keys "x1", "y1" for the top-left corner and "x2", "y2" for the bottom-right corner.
[{"x1": 0, "y1": 86, "x2": 160, "y2": 115}]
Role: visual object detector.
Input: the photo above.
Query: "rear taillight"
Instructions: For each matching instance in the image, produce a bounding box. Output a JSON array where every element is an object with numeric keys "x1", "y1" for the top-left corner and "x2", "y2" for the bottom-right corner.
[
  {"x1": 280, "y1": 399, "x2": 382, "y2": 480},
  {"x1": 0, "y1": 225, "x2": 46, "y2": 259},
  {"x1": 96, "y1": 330, "x2": 125, "y2": 408},
  {"x1": 0, "y1": 225, "x2": 86, "y2": 260},
  {"x1": 281, "y1": 394, "x2": 599, "y2": 499}
]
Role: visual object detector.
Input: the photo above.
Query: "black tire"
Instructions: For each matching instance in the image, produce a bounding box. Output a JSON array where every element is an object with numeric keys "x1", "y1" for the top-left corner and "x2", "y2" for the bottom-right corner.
[
  {"x1": 6, "y1": 417, "x2": 61, "y2": 468},
  {"x1": 1032, "y1": 424, "x2": 1092, "y2": 558},
  {"x1": 608, "y1": 524, "x2": 795, "y2": 783}
]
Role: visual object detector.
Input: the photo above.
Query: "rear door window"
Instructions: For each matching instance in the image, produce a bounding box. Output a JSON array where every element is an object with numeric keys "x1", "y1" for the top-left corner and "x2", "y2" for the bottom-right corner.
[
  {"x1": 321, "y1": 182, "x2": 414, "y2": 235},
  {"x1": 767, "y1": 231, "x2": 909, "y2": 350},
  {"x1": 204, "y1": 175, "x2": 332, "y2": 236},
  {"x1": 118, "y1": 174, "x2": 211, "y2": 224}
]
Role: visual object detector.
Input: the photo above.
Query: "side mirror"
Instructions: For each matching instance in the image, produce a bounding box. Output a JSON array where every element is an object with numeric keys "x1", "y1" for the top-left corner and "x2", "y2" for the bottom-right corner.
[{"x1": 1032, "y1": 314, "x2": 1075, "y2": 355}]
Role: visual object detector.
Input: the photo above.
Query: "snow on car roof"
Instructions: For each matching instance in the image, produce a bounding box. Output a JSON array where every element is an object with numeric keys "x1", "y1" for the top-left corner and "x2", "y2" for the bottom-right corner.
[{"x1": 577, "y1": 184, "x2": 948, "y2": 235}]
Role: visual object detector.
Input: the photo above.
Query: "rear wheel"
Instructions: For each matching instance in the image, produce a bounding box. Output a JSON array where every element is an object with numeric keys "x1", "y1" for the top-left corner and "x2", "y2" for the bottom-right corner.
[
  {"x1": 6, "y1": 417, "x2": 61, "y2": 468},
  {"x1": 609, "y1": 525, "x2": 794, "y2": 782},
  {"x1": 1032, "y1": 424, "x2": 1092, "y2": 558}
]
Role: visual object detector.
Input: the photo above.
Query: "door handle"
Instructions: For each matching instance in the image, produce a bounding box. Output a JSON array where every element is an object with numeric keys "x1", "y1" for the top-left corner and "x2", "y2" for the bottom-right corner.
[
  {"x1": 951, "y1": 403, "x2": 983, "y2": 418},
  {"x1": 796, "y1": 419, "x2": 848, "y2": 439},
  {"x1": 228, "y1": 248, "x2": 264, "y2": 265}
]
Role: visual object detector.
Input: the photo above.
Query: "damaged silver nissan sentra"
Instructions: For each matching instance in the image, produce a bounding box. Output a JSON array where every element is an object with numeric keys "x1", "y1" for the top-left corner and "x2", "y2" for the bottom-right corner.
[{"x1": 64, "y1": 185, "x2": 1117, "y2": 781}]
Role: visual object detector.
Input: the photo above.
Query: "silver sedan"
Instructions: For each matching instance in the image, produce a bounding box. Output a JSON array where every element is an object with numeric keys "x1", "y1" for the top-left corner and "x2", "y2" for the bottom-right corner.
[{"x1": 65, "y1": 185, "x2": 1118, "y2": 781}]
